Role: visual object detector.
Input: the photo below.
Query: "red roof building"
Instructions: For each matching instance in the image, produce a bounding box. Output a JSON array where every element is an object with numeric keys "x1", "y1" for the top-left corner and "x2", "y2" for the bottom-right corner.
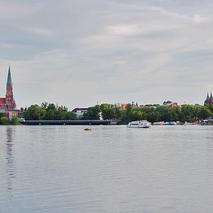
[
  {"x1": 0, "y1": 98, "x2": 6, "y2": 104},
  {"x1": 0, "y1": 66, "x2": 17, "y2": 114}
]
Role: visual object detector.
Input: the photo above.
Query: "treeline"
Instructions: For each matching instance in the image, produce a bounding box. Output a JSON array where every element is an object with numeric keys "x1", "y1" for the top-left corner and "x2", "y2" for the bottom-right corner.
[
  {"x1": 83, "y1": 104, "x2": 121, "y2": 120},
  {"x1": 24, "y1": 103, "x2": 76, "y2": 120},
  {"x1": 24, "y1": 103, "x2": 213, "y2": 123},
  {"x1": 0, "y1": 113, "x2": 19, "y2": 125},
  {"x1": 83, "y1": 104, "x2": 213, "y2": 123}
]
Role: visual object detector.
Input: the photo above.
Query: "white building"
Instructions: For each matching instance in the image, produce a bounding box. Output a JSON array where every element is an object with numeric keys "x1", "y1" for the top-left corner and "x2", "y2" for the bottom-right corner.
[{"x1": 72, "y1": 108, "x2": 88, "y2": 118}]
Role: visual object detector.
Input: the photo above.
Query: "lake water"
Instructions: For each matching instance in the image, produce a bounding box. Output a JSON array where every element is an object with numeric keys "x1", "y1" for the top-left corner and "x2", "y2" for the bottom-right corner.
[{"x1": 0, "y1": 125, "x2": 213, "y2": 213}]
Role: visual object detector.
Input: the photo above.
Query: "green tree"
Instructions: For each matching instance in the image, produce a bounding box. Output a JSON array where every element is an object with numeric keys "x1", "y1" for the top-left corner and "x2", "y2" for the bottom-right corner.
[
  {"x1": 24, "y1": 105, "x2": 46, "y2": 120},
  {"x1": 10, "y1": 117, "x2": 20, "y2": 125},
  {"x1": 0, "y1": 116, "x2": 9, "y2": 125},
  {"x1": 24, "y1": 103, "x2": 76, "y2": 120},
  {"x1": 100, "y1": 104, "x2": 121, "y2": 120},
  {"x1": 83, "y1": 105, "x2": 100, "y2": 120}
]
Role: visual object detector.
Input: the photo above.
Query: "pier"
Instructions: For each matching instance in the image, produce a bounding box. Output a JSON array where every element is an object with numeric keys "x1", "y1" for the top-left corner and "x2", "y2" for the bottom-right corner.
[{"x1": 20, "y1": 120, "x2": 118, "y2": 125}]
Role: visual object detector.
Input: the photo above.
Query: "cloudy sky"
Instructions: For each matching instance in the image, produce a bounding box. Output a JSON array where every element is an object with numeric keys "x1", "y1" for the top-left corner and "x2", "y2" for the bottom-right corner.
[{"x1": 0, "y1": 0, "x2": 213, "y2": 108}]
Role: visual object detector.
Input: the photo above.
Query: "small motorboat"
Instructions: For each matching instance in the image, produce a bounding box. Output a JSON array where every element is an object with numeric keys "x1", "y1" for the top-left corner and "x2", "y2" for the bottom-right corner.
[
  {"x1": 127, "y1": 120, "x2": 151, "y2": 128},
  {"x1": 164, "y1": 121, "x2": 177, "y2": 125},
  {"x1": 84, "y1": 128, "x2": 92, "y2": 131}
]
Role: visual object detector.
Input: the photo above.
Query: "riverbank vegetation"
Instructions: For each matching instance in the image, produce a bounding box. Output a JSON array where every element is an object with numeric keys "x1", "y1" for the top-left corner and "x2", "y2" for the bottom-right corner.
[
  {"x1": 0, "y1": 113, "x2": 19, "y2": 125},
  {"x1": 83, "y1": 104, "x2": 213, "y2": 124},
  {"x1": 24, "y1": 103, "x2": 76, "y2": 120},
  {"x1": 23, "y1": 103, "x2": 213, "y2": 124}
]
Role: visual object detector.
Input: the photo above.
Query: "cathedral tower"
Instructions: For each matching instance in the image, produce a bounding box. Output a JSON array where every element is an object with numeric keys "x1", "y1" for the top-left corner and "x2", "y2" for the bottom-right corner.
[{"x1": 5, "y1": 66, "x2": 16, "y2": 110}]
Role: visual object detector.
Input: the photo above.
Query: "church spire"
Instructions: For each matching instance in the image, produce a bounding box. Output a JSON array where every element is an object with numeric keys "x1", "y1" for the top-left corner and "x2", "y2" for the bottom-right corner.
[
  {"x1": 7, "y1": 65, "x2": 12, "y2": 87},
  {"x1": 210, "y1": 92, "x2": 213, "y2": 104},
  {"x1": 5, "y1": 65, "x2": 16, "y2": 110},
  {"x1": 204, "y1": 92, "x2": 210, "y2": 105}
]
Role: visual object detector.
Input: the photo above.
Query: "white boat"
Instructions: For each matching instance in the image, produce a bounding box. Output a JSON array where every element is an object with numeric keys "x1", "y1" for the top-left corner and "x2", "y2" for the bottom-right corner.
[
  {"x1": 127, "y1": 120, "x2": 151, "y2": 128},
  {"x1": 153, "y1": 121, "x2": 165, "y2": 125},
  {"x1": 153, "y1": 121, "x2": 178, "y2": 126},
  {"x1": 164, "y1": 121, "x2": 177, "y2": 125}
]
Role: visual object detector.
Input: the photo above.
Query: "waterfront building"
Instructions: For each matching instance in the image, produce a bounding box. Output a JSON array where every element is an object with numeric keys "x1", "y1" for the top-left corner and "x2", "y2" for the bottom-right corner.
[
  {"x1": 119, "y1": 102, "x2": 139, "y2": 111},
  {"x1": 131, "y1": 101, "x2": 139, "y2": 109},
  {"x1": 0, "y1": 66, "x2": 18, "y2": 118},
  {"x1": 163, "y1": 100, "x2": 178, "y2": 107},
  {"x1": 120, "y1": 104, "x2": 128, "y2": 111},
  {"x1": 204, "y1": 92, "x2": 213, "y2": 105},
  {"x1": 72, "y1": 108, "x2": 88, "y2": 118}
]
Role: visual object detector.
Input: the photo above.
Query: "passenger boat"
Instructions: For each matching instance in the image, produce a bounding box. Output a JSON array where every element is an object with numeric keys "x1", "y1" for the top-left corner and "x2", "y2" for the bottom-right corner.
[{"x1": 127, "y1": 120, "x2": 151, "y2": 128}]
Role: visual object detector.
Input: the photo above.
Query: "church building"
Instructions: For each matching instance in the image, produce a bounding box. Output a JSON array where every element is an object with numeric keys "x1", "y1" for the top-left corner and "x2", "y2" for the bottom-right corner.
[
  {"x1": 0, "y1": 66, "x2": 18, "y2": 118},
  {"x1": 204, "y1": 92, "x2": 213, "y2": 105}
]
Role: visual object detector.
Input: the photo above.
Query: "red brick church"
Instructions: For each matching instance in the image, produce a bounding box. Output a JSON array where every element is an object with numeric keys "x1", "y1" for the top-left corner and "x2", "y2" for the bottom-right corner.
[{"x1": 0, "y1": 66, "x2": 18, "y2": 118}]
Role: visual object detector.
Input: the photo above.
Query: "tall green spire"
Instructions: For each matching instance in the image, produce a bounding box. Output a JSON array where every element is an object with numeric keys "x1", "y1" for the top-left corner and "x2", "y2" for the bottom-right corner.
[{"x1": 7, "y1": 65, "x2": 12, "y2": 87}]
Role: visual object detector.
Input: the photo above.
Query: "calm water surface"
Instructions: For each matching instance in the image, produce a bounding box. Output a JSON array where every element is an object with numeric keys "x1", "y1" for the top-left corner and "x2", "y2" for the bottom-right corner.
[{"x1": 0, "y1": 125, "x2": 213, "y2": 213}]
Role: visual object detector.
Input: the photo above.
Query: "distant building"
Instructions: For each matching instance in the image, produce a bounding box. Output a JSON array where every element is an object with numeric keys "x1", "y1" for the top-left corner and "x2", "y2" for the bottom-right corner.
[
  {"x1": 119, "y1": 102, "x2": 139, "y2": 110},
  {"x1": 163, "y1": 100, "x2": 178, "y2": 107},
  {"x1": 204, "y1": 92, "x2": 213, "y2": 105},
  {"x1": 120, "y1": 104, "x2": 128, "y2": 111},
  {"x1": 0, "y1": 66, "x2": 18, "y2": 118},
  {"x1": 143, "y1": 104, "x2": 159, "y2": 108},
  {"x1": 72, "y1": 108, "x2": 88, "y2": 118},
  {"x1": 131, "y1": 101, "x2": 139, "y2": 109}
]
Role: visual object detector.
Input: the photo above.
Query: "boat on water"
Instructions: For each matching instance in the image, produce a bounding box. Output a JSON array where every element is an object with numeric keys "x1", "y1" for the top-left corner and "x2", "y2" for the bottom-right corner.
[
  {"x1": 164, "y1": 121, "x2": 177, "y2": 125},
  {"x1": 153, "y1": 121, "x2": 177, "y2": 125},
  {"x1": 153, "y1": 121, "x2": 165, "y2": 125},
  {"x1": 127, "y1": 120, "x2": 151, "y2": 128},
  {"x1": 84, "y1": 128, "x2": 92, "y2": 131}
]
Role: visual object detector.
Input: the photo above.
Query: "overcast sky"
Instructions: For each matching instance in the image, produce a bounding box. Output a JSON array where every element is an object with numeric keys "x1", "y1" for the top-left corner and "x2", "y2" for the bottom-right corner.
[{"x1": 0, "y1": 0, "x2": 213, "y2": 108}]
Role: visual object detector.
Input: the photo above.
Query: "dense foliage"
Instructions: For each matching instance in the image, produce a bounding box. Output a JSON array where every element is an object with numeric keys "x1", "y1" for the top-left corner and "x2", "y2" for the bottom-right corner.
[
  {"x1": 0, "y1": 113, "x2": 19, "y2": 125},
  {"x1": 82, "y1": 104, "x2": 121, "y2": 120},
  {"x1": 82, "y1": 105, "x2": 100, "y2": 120},
  {"x1": 82, "y1": 104, "x2": 213, "y2": 124},
  {"x1": 23, "y1": 103, "x2": 213, "y2": 124},
  {"x1": 24, "y1": 103, "x2": 76, "y2": 120}
]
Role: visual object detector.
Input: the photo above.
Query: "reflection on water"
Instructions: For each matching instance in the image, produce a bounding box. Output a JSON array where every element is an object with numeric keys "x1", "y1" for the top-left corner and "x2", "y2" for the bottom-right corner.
[
  {"x1": 0, "y1": 125, "x2": 213, "y2": 213},
  {"x1": 206, "y1": 128, "x2": 213, "y2": 151},
  {"x1": 6, "y1": 127, "x2": 15, "y2": 191}
]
